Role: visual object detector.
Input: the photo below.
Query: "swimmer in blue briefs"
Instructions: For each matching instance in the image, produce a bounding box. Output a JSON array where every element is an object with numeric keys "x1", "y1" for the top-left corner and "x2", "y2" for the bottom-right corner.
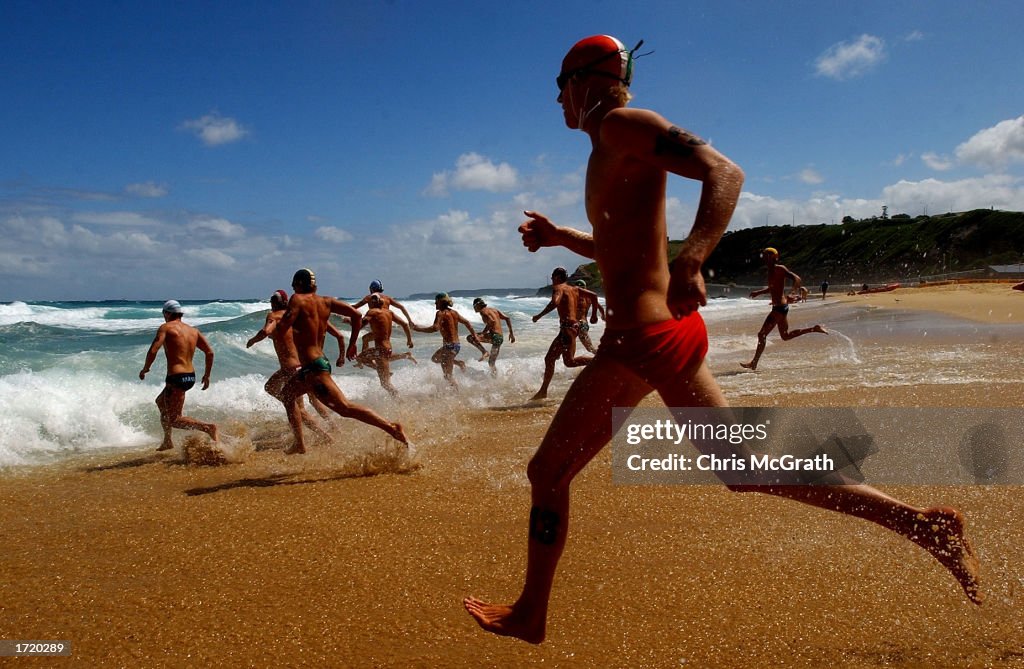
[
  {"x1": 470, "y1": 298, "x2": 516, "y2": 375},
  {"x1": 742, "y1": 248, "x2": 828, "y2": 371},
  {"x1": 411, "y1": 293, "x2": 479, "y2": 389},
  {"x1": 139, "y1": 300, "x2": 219, "y2": 451}
]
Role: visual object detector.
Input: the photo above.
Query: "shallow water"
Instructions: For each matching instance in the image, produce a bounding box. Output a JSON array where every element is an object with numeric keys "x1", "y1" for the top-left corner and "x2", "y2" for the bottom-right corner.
[{"x1": 1, "y1": 295, "x2": 1020, "y2": 467}]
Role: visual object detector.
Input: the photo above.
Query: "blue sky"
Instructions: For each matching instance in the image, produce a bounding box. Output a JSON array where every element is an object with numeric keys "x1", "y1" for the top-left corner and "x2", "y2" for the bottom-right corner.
[{"x1": 2, "y1": 0, "x2": 1023, "y2": 300}]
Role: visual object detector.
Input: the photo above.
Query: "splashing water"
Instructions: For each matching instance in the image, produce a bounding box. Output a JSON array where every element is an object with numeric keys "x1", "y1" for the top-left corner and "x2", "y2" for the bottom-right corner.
[{"x1": 827, "y1": 329, "x2": 862, "y2": 365}]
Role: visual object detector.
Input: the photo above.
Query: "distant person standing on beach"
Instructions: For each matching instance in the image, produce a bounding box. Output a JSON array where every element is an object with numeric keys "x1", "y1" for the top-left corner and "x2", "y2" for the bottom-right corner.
[
  {"x1": 741, "y1": 247, "x2": 828, "y2": 371},
  {"x1": 411, "y1": 293, "x2": 479, "y2": 388},
  {"x1": 470, "y1": 297, "x2": 515, "y2": 374},
  {"x1": 139, "y1": 300, "x2": 218, "y2": 450},
  {"x1": 528, "y1": 267, "x2": 593, "y2": 400},
  {"x1": 572, "y1": 279, "x2": 605, "y2": 353},
  {"x1": 464, "y1": 34, "x2": 981, "y2": 645},
  {"x1": 821, "y1": 279, "x2": 829, "y2": 300},
  {"x1": 277, "y1": 269, "x2": 407, "y2": 454},
  {"x1": 245, "y1": 289, "x2": 342, "y2": 442}
]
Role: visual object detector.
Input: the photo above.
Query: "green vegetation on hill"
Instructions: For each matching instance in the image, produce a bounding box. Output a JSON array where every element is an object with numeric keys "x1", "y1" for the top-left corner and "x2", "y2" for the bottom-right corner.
[{"x1": 575, "y1": 209, "x2": 1024, "y2": 288}]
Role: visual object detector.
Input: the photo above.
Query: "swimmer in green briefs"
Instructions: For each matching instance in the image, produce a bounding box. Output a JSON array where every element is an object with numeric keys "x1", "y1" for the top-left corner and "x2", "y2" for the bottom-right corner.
[
  {"x1": 470, "y1": 297, "x2": 516, "y2": 375},
  {"x1": 277, "y1": 269, "x2": 408, "y2": 454}
]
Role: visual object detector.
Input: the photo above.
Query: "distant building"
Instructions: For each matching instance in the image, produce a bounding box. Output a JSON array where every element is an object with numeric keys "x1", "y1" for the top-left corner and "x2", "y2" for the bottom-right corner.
[{"x1": 987, "y1": 264, "x2": 1024, "y2": 279}]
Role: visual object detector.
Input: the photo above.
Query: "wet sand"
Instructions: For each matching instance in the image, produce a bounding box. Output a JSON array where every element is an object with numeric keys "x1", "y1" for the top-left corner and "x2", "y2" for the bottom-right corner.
[{"x1": 1, "y1": 284, "x2": 1022, "y2": 667}]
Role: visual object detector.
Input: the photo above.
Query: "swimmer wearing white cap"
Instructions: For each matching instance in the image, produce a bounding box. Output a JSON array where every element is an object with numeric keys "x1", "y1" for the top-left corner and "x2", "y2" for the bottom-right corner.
[{"x1": 140, "y1": 299, "x2": 218, "y2": 450}]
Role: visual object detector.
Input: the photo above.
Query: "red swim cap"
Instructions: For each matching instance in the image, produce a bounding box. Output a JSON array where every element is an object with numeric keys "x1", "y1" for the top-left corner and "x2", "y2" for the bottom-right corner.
[
  {"x1": 271, "y1": 289, "x2": 288, "y2": 307},
  {"x1": 559, "y1": 35, "x2": 634, "y2": 89}
]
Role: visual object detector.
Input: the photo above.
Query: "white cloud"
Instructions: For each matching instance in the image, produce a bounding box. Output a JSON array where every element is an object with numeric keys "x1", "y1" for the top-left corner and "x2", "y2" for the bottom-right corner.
[
  {"x1": 187, "y1": 216, "x2": 245, "y2": 238},
  {"x1": 921, "y1": 152, "x2": 954, "y2": 171},
  {"x1": 71, "y1": 211, "x2": 161, "y2": 226},
  {"x1": 905, "y1": 30, "x2": 924, "y2": 42},
  {"x1": 732, "y1": 192, "x2": 878, "y2": 229},
  {"x1": 881, "y1": 175, "x2": 1024, "y2": 213},
  {"x1": 185, "y1": 248, "x2": 236, "y2": 269},
  {"x1": 426, "y1": 153, "x2": 519, "y2": 196},
  {"x1": 799, "y1": 168, "x2": 824, "y2": 185},
  {"x1": 727, "y1": 175, "x2": 1024, "y2": 231},
  {"x1": 0, "y1": 251, "x2": 52, "y2": 277},
  {"x1": 512, "y1": 189, "x2": 581, "y2": 211},
  {"x1": 425, "y1": 172, "x2": 449, "y2": 197},
  {"x1": 814, "y1": 34, "x2": 887, "y2": 80},
  {"x1": 180, "y1": 112, "x2": 248, "y2": 146},
  {"x1": 954, "y1": 115, "x2": 1024, "y2": 171},
  {"x1": 890, "y1": 152, "x2": 911, "y2": 167},
  {"x1": 314, "y1": 226, "x2": 354, "y2": 243},
  {"x1": 125, "y1": 181, "x2": 168, "y2": 198}
]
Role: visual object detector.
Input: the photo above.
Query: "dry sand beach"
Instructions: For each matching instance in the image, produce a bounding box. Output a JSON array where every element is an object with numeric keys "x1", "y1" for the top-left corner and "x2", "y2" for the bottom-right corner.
[{"x1": 1, "y1": 284, "x2": 1023, "y2": 667}]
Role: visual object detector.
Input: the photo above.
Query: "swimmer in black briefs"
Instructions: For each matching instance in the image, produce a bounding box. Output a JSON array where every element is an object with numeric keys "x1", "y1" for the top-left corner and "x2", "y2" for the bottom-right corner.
[
  {"x1": 529, "y1": 267, "x2": 592, "y2": 401},
  {"x1": 742, "y1": 248, "x2": 828, "y2": 371},
  {"x1": 140, "y1": 300, "x2": 218, "y2": 450},
  {"x1": 165, "y1": 372, "x2": 196, "y2": 391}
]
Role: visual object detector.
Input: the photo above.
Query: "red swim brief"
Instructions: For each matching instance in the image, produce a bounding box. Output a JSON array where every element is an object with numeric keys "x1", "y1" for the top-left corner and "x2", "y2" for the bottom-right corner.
[{"x1": 595, "y1": 313, "x2": 709, "y2": 388}]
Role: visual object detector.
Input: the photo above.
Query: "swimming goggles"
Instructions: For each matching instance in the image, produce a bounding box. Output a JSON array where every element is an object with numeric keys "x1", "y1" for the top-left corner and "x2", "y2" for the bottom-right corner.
[{"x1": 556, "y1": 40, "x2": 643, "y2": 91}]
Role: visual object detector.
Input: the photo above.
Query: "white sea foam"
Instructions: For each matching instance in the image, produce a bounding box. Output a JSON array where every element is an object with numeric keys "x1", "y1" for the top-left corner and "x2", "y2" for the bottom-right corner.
[
  {"x1": 0, "y1": 369, "x2": 152, "y2": 466},
  {"x1": 3, "y1": 295, "x2": 1019, "y2": 468}
]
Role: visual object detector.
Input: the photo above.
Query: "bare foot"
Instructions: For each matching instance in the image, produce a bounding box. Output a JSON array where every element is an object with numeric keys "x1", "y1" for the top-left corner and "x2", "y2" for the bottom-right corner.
[
  {"x1": 209, "y1": 425, "x2": 220, "y2": 442},
  {"x1": 284, "y1": 443, "x2": 306, "y2": 455},
  {"x1": 739, "y1": 362, "x2": 757, "y2": 371},
  {"x1": 812, "y1": 324, "x2": 829, "y2": 334},
  {"x1": 529, "y1": 391, "x2": 547, "y2": 401},
  {"x1": 463, "y1": 597, "x2": 545, "y2": 644},
  {"x1": 156, "y1": 441, "x2": 174, "y2": 451},
  {"x1": 478, "y1": 353, "x2": 489, "y2": 362},
  {"x1": 909, "y1": 507, "x2": 983, "y2": 604},
  {"x1": 388, "y1": 422, "x2": 409, "y2": 444}
]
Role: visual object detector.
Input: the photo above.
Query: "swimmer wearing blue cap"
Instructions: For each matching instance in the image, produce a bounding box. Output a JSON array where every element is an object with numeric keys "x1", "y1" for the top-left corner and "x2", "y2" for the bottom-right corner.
[{"x1": 352, "y1": 279, "x2": 418, "y2": 357}]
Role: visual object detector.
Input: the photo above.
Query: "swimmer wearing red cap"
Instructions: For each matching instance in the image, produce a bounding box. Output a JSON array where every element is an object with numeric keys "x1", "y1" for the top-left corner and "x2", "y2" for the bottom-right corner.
[{"x1": 465, "y1": 35, "x2": 981, "y2": 644}]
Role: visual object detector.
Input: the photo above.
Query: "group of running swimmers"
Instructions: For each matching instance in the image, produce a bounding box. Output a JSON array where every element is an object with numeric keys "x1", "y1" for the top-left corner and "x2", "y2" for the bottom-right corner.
[
  {"x1": 141, "y1": 273, "x2": 530, "y2": 454},
  {"x1": 139, "y1": 32, "x2": 981, "y2": 646}
]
